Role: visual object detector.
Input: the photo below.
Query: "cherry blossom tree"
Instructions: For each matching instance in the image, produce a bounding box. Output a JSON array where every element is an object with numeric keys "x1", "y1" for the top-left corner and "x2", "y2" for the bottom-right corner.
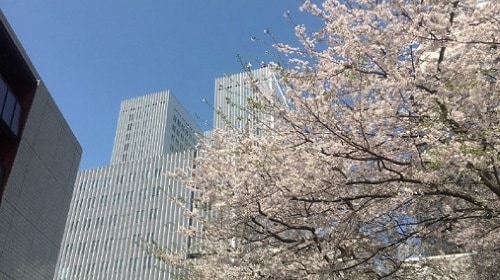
[{"x1": 152, "y1": 0, "x2": 499, "y2": 278}]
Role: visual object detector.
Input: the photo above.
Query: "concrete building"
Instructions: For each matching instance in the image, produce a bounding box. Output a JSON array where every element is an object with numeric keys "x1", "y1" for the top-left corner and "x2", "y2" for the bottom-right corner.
[
  {"x1": 55, "y1": 91, "x2": 199, "y2": 280},
  {"x1": 213, "y1": 67, "x2": 285, "y2": 132},
  {"x1": 0, "y1": 11, "x2": 82, "y2": 280}
]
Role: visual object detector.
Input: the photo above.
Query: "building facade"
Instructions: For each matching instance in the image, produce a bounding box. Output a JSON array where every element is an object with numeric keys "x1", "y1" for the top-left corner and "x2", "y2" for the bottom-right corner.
[
  {"x1": 0, "y1": 11, "x2": 82, "y2": 280},
  {"x1": 213, "y1": 67, "x2": 285, "y2": 132},
  {"x1": 110, "y1": 92, "x2": 198, "y2": 164},
  {"x1": 55, "y1": 91, "x2": 199, "y2": 280}
]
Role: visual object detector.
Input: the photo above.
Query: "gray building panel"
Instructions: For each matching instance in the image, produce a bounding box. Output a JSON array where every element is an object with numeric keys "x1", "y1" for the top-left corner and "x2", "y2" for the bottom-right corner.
[
  {"x1": 0, "y1": 85, "x2": 82, "y2": 280},
  {"x1": 0, "y1": 10, "x2": 82, "y2": 280}
]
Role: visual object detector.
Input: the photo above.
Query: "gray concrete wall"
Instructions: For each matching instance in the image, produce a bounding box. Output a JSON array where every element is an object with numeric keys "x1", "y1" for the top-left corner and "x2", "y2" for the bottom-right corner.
[{"x1": 0, "y1": 80, "x2": 82, "y2": 279}]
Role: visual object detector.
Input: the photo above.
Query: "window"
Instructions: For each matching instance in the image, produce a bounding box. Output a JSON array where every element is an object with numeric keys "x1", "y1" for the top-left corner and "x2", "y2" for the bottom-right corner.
[
  {"x1": 128, "y1": 114, "x2": 134, "y2": 121},
  {"x1": 64, "y1": 244, "x2": 72, "y2": 257},
  {"x1": 140, "y1": 210, "x2": 145, "y2": 222},
  {"x1": 125, "y1": 134, "x2": 131, "y2": 140},
  {"x1": 105, "y1": 238, "x2": 114, "y2": 251},
  {"x1": 151, "y1": 187, "x2": 160, "y2": 197},
  {"x1": 127, "y1": 190, "x2": 134, "y2": 202},
  {"x1": 146, "y1": 232, "x2": 154, "y2": 241},
  {"x1": 75, "y1": 265, "x2": 82, "y2": 277},
  {"x1": 133, "y1": 233, "x2": 142, "y2": 243},
  {"x1": 103, "y1": 177, "x2": 110, "y2": 187},
  {"x1": 0, "y1": 77, "x2": 7, "y2": 102},
  {"x1": 114, "y1": 259, "x2": 123, "y2": 272},
  {"x1": 127, "y1": 123, "x2": 133, "y2": 131},
  {"x1": 101, "y1": 261, "x2": 109, "y2": 273},
  {"x1": 110, "y1": 214, "x2": 118, "y2": 226},
  {"x1": 79, "y1": 242, "x2": 87, "y2": 254},
  {"x1": 135, "y1": 210, "x2": 144, "y2": 223},
  {"x1": 100, "y1": 195, "x2": 107, "y2": 206},
  {"x1": 154, "y1": 168, "x2": 161, "y2": 177},
  {"x1": 149, "y1": 208, "x2": 158, "y2": 220},
  {"x1": 10, "y1": 104, "x2": 21, "y2": 136},
  {"x1": 143, "y1": 256, "x2": 152, "y2": 269},
  {"x1": 0, "y1": 86, "x2": 21, "y2": 133},
  {"x1": 129, "y1": 257, "x2": 138, "y2": 272},
  {"x1": 113, "y1": 193, "x2": 121, "y2": 204}
]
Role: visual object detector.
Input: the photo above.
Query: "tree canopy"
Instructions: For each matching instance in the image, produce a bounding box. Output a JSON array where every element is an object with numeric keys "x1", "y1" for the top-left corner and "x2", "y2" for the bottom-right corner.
[{"x1": 154, "y1": 0, "x2": 499, "y2": 279}]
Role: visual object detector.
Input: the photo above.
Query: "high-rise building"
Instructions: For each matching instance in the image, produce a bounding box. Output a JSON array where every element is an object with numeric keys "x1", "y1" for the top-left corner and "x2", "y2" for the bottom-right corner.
[
  {"x1": 110, "y1": 92, "x2": 198, "y2": 164},
  {"x1": 0, "y1": 11, "x2": 82, "y2": 280},
  {"x1": 213, "y1": 67, "x2": 285, "y2": 132},
  {"x1": 54, "y1": 91, "x2": 199, "y2": 280}
]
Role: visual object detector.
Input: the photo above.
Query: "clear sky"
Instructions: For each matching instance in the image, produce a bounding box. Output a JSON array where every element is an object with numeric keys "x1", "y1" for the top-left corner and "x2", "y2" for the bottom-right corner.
[{"x1": 0, "y1": 0, "x2": 313, "y2": 170}]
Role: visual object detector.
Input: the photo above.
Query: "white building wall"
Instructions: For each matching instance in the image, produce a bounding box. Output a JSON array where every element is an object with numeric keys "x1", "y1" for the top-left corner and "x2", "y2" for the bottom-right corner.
[
  {"x1": 110, "y1": 91, "x2": 199, "y2": 164},
  {"x1": 213, "y1": 67, "x2": 284, "y2": 132},
  {"x1": 55, "y1": 91, "x2": 200, "y2": 280},
  {"x1": 55, "y1": 152, "x2": 195, "y2": 280}
]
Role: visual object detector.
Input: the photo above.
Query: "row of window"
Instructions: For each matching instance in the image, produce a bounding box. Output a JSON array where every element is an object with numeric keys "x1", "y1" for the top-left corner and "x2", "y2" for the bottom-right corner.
[
  {"x1": 70, "y1": 208, "x2": 158, "y2": 232},
  {"x1": 171, "y1": 123, "x2": 196, "y2": 146},
  {"x1": 68, "y1": 255, "x2": 154, "y2": 277},
  {"x1": 64, "y1": 232, "x2": 155, "y2": 258},
  {"x1": 74, "y1": 186, "x2": 163, "y2": 211},
  {"x1": 123, "y1": 101, "x2": 165, "y2": 115},
  {"x1": 70, "y1": 214, "x2": 117, "y2": 231},
  {"x1": 79, "y1": 168, "x2": 163, "y2": 191},
  {"x1": 173, "y1": 113, "x2": 197, "y2": 142},
  {"x1": 170, "y1": 121, "x2": 197, "y2": 153},
  {"x1": 64, "y1": 237, "x2": 114, "y2": 257}
]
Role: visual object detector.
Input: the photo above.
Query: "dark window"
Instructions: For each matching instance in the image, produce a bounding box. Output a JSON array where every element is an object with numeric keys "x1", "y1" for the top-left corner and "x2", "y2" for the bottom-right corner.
[
  {"x1": 0, "y1": 164, "x2": 4, "y2": 186},
  {"x1": 1, "y1": 90, "x2": 16, "y2": 126},
  {"x1": 10, "y1": 102, "x2": 20, "y2": 136},
  {"x1": 0, "y1": 78, "x2": 7, "y2": 104}
]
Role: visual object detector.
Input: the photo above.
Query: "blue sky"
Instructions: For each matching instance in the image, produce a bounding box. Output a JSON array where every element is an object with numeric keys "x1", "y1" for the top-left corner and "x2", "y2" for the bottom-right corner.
[{"x1": 0, "y1": 0, "x2": 313, "y2": 169}]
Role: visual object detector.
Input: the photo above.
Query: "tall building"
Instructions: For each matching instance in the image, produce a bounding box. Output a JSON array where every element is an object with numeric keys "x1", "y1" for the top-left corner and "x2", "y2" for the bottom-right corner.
[
  {"x1": 110, "y1": 92, "x2": 198, "y2": 164},
  {"x1": 0, "y1": 11, "x2": 82, "y2": 280},
  {"x1": 55, "y1": 91, "x2": 199, "y2": 280},
  {"x1": 213, "y1": 67, "x2": 285, "y2": 131}
]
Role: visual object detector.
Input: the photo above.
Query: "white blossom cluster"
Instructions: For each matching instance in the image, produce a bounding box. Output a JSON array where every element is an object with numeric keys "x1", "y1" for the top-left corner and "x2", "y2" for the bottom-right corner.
[{"x1": 156, "y1": 1, "x2": 499, "y2": 279}]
